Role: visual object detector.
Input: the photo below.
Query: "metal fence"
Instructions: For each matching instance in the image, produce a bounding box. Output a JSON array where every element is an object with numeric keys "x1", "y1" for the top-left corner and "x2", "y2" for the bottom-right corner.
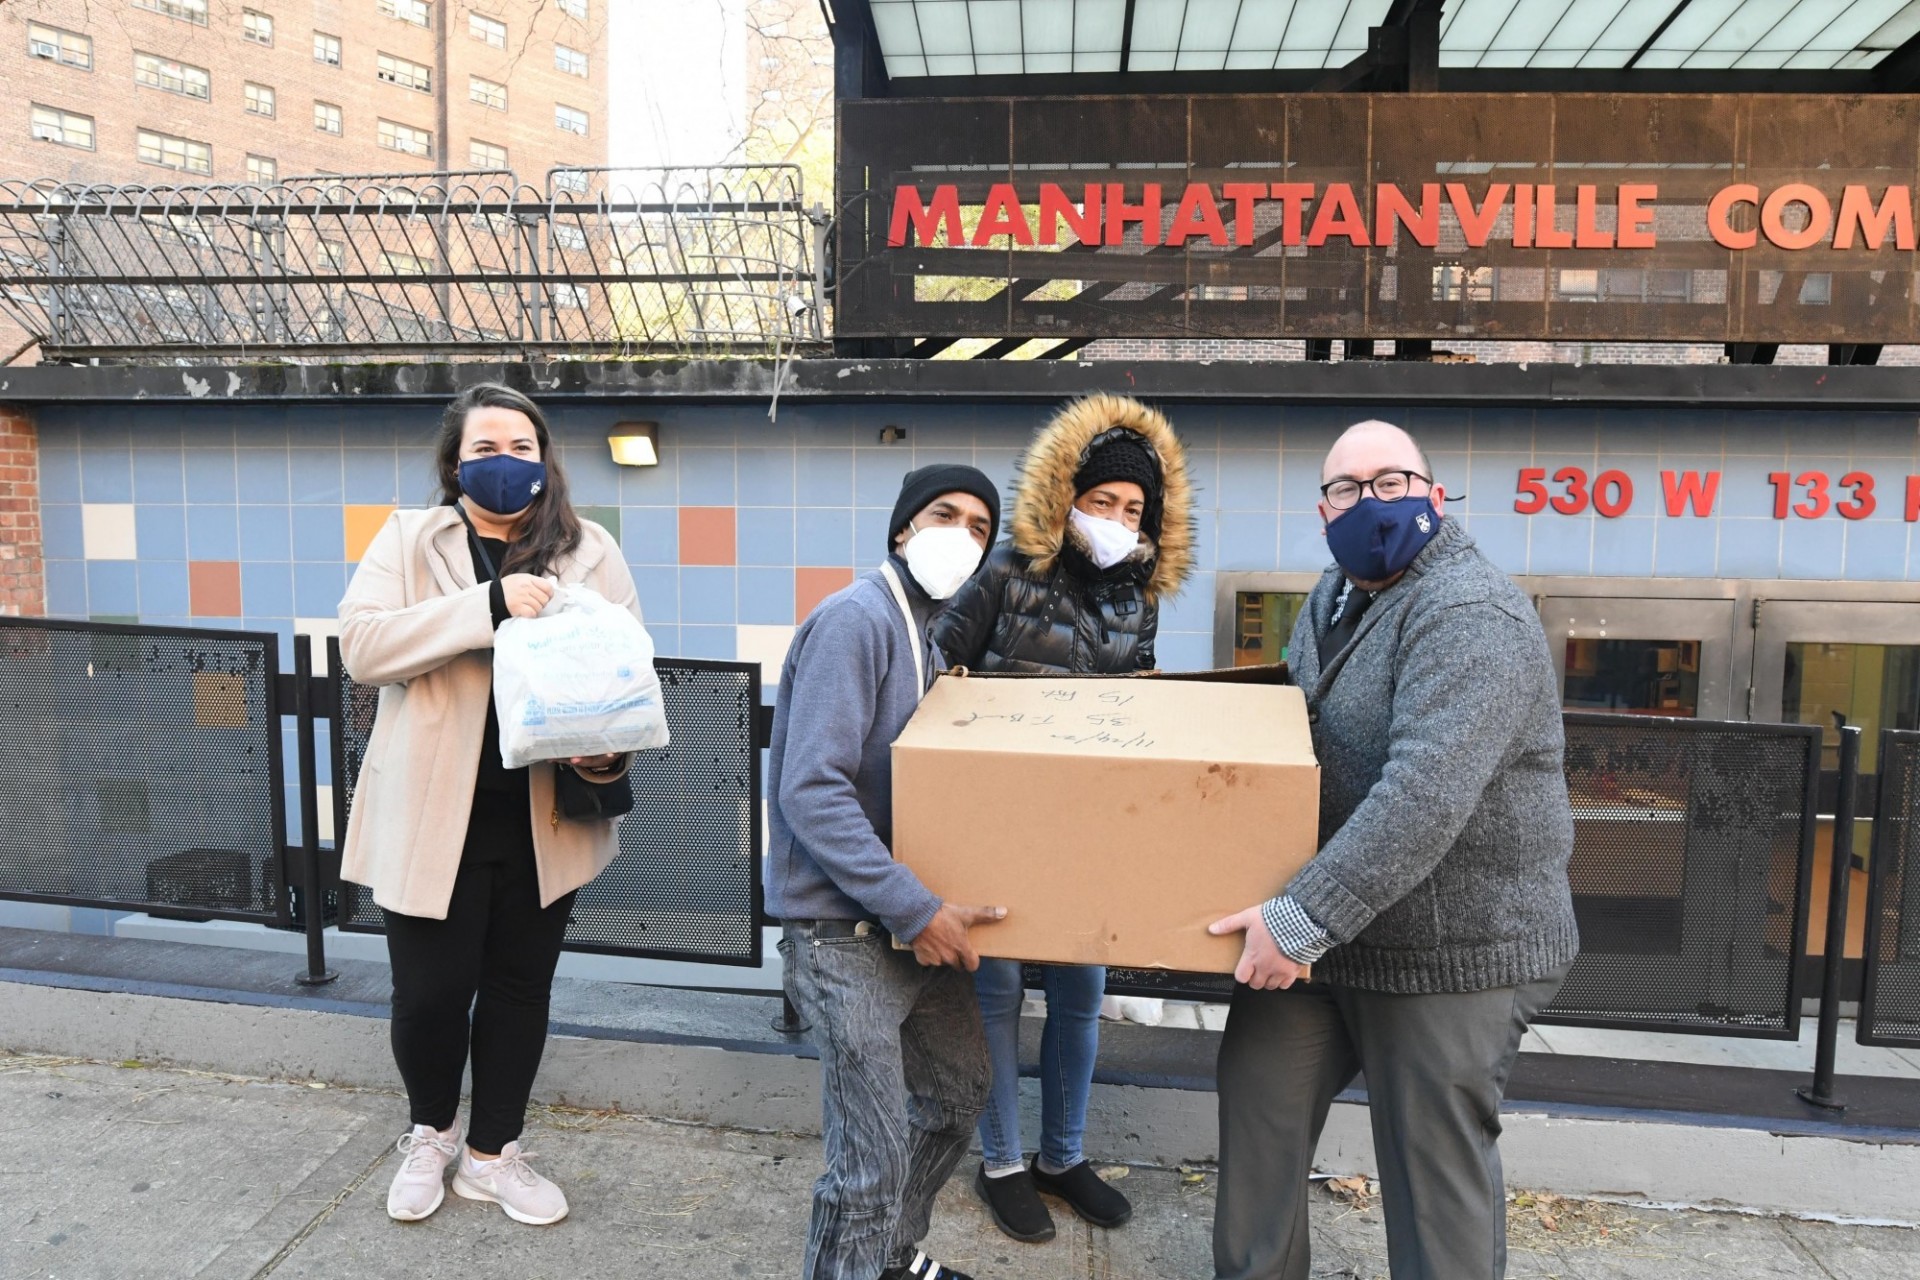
[
  {"x1": 1094, "y1": 714, "x2": 1824, "y2": 1038},
  {"x1": 0, "y1": 167, "x2": 826, "y2": 361},
  {"x1": 0, "y1": 620, "x2": 1840, "y2": 1047},
  {"x1": 333, "y1": 651, "x2": 764, "y2": 967},
  {"x1": 1546, "y1": 715, "x2": 1821, "y2": 1037},
  {"x1": 0, "y1": 619, "x2": 286, "y2": 925},
  {"x1": 1861, "y1": 729, "x2": 1920, "y2": 1047}
]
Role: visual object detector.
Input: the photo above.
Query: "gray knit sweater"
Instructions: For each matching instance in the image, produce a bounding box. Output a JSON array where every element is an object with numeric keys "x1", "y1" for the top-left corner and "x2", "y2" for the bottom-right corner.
[{"x1": 1283, "y1": 517, "x2": 1579, "y2": 994}]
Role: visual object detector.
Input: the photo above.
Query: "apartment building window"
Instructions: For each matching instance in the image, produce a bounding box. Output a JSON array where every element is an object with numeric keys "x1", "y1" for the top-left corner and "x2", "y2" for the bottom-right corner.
[
  {"x1": 555, "y1": 104, "x2": 588, "y2": 136},
  {"x1": 469, "y1": 13, "x2": 506, "y2": 47},
  {"x1": 30, "y1": 104, "x2": 94, "y2": 150},
  {"x1": 550, "y1": 283, "x2": 588, "y2": 309},
  {"x1": 313, "y1": 32, "x2": 341, "y2": 65},
  {"x1": 477, "y1": 266, "x2": 513, "y2": 296},
  {"x1": 28, "y1": 24, "x2": 93, "y2": 70},
  {"x1": 469, "y1": 76, "x2": 506, "y2": 110},
  {"x1": 551, "y1": 223, "x2": 587, "y2": 250},
  {"x1": 377, "y1": 53, "x2": 432, "y2": 93},
  {"x1": 133, "y1": 52, "x2": 212, "y2": 101},
  {"x1": 133, "y1": 0, "x2": 210, "y2": 27},
  {"x1": 469, "y1": 139, "x2": 507, "y2": 170},
  {"x1": 243, "y1": 9, "x2": 273, "y2": 45},
  {"x1": 138, "y1": 128, "x2": 213, "y2": 175},
  {"x1": 553, "y1": 168, "x2": 588, "y2": 194},
  {"x1": 244, "y1": 83, "x2": 275, "y2": 117},
  {"x1": 381, "y1": 249, "x2": 432, "y2": 275},
  {"x1": 379, "y1": 0, "x2": 431, "y2": 28},
  {"x1": 316, "y1": 238, "x2": 346, "y2": 269},
  {"x1": 314, "y1": 101, "x2": 342, "y2": 134},
  {"x1": 378, "y1": 118, "x2": 433, "y2": 158},
  {"x1": 555, "y1": 45, "x2": 587, "y2": 77},
  {"x1": 246, "y1": 155, "x2": 277, "y2": 184},
  {"x1": 558, "y1": 0, "x2": 587, "y2": 18}
]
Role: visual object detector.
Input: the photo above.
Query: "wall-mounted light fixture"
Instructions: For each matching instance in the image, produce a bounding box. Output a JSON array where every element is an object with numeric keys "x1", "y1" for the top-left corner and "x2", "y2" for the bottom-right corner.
[{"x1": 608, "y1": 421, "x2": 660, "y2": 467}]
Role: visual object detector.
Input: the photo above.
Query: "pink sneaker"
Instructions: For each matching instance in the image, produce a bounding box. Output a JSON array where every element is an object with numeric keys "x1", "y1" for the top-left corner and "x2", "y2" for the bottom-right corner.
[
  {"x1": 452, "y1": 1141, "x2": 569, "y2": 1225},
  {"x1": 386, "y1": 1124, "x2": 460, "y2": 1221}
]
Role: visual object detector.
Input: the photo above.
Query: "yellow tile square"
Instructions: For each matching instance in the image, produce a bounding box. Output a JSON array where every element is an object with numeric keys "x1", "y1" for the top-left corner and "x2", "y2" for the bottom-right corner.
[{"x1": 193, "y1": 671, "x2": 250, "y2": 728}]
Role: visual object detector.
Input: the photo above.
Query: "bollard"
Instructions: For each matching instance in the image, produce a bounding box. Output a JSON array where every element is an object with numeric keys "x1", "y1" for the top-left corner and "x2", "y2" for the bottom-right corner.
[
  {"x1": 292, "y1": 640, "x2": 338, "y2": 988},
  {"x1": 1797, "y1": 720, "x2": 1859, "y2": 1111}
]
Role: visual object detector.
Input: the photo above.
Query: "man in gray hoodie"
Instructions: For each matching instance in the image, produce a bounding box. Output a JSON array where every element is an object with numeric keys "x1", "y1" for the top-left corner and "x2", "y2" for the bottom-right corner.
[
  {"x1": 1209, "y1": 420, "x2": 1578, "y2": 1280},
  {"x1": 768, "y1": 464, "x2": 1008, "y2": 1280}
]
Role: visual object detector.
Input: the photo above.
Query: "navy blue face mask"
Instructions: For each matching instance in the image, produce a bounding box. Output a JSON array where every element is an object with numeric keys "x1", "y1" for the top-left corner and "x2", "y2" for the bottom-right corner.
[
  {"x1": 1324, "y1": 496, "x2": 1441, "y2": 582},
  {"x1": 458, "y1": 454, "x2": 546, "y2": 516}
]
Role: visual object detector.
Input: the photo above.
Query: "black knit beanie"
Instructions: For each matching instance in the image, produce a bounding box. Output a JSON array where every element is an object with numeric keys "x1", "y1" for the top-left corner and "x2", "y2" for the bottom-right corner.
[
  {"x1": 887, "y1": 463, "x2": 1001, "y2": 554},
  {"x1": 1074, "y1": 431, "x2": 1161, "y2": 502}
]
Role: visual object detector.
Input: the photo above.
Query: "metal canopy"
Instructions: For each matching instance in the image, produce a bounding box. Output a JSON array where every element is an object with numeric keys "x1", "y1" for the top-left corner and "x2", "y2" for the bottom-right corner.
[{"x1": 848, "y1": 0, "x2": 1920, "y2": 84}]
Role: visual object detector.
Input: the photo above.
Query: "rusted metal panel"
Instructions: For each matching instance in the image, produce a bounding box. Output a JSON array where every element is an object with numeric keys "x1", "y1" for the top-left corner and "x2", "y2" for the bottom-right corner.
[{"x1": 836, "y1": 94, "x2": 1920, "y2": 344}]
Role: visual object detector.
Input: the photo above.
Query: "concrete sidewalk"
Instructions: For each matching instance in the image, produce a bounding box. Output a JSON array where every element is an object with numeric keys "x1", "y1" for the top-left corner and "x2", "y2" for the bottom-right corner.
[{"x1": 4, "y1": 1054, "x2": 1914, "y2": 1280}]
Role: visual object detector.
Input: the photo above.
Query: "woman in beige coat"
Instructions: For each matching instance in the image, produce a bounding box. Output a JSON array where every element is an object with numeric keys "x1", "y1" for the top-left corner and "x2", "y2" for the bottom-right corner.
[{"x1": 339, "y1": 383, "x2": 642, "y2": 1228}]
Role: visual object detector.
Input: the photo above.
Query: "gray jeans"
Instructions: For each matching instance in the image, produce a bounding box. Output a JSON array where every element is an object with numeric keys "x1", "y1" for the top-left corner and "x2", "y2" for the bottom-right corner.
[
  {"x1": 780, "y1": 922, "x2": 991, "y2": 1280},
  {"x1": 1214, "y1": 966, "x2": 1568, "y2": 1280}
]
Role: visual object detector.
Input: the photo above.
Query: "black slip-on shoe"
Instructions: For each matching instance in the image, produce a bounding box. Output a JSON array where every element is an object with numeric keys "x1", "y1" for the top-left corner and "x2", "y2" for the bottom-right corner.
[
  {"x1": 880, "y1": 1250, "x2": 976, "y2": 1280},
  {"x1": 1030, "y1": 1159, "x2": 1134, "y2": 1228},
  {"x1": 972, "y1": 1162, "x2": 1057, "y2": 1243}
]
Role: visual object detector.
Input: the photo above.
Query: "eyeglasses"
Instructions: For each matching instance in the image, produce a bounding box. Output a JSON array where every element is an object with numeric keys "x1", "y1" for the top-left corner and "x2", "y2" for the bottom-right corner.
[{"x1": 1319, "y1": 470, "x2": 1431, "y2": 510}]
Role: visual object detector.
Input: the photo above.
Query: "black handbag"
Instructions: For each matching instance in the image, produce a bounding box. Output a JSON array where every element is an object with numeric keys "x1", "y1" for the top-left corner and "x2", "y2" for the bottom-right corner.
[
  {"x1": 554, "y1": 760, "x2": 635, "y2": 822},
  {"x1": 460, "y1": 507, "x2": 636, "y2": 824}
]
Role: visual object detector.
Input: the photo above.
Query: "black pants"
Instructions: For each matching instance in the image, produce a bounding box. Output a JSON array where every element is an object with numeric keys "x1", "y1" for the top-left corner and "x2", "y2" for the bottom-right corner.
[{"x1": 384, "y1": 793, "x2": 575, "y2": 1154}]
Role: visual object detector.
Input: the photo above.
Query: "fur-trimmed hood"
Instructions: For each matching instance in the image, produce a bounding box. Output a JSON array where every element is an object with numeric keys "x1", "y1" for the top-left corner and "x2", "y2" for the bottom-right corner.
[{"x1": 1009, "y1": 394, "x2": 1194, "y2": 600}]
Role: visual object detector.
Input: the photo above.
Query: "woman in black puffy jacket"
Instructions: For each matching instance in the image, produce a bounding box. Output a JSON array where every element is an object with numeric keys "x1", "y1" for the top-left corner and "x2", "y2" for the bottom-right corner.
[{"x1": 930, "y1": 393, "x2": 1194, "y2": 1245}]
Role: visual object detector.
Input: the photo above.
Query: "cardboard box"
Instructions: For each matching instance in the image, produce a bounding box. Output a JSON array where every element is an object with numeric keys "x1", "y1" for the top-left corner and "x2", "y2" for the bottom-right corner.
[{"x1": 891, "y1": 670, "x2": 1319, "y2": 971}]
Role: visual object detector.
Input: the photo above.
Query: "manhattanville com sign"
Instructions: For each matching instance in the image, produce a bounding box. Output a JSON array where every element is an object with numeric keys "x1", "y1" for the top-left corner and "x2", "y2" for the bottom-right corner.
[{"x1": 834, "y1": 94, "x2": 1920, "y2": 345}]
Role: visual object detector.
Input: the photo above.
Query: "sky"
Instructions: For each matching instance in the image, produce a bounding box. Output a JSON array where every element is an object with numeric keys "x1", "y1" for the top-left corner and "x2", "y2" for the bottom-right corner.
[{"x1": 611, "y1": 0, "x2": 749, "y2": 170}]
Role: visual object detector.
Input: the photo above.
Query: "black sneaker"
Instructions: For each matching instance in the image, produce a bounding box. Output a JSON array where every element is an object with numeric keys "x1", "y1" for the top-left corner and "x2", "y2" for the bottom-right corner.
[
  {"x1": 972, "y1": 1162, "x2": 1056, "y2": 1243},
  {"x1": 879, "y1": 1251, "x2": 975, "y2": 1280},
  {"x1": 1030, "y1": 1159, "x2": 1133, "y2": 1228}
]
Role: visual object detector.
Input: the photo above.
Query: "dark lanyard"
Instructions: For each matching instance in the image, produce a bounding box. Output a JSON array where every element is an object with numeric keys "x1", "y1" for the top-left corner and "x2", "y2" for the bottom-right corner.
[{"x1": 455, "y1": 505, "x2": 500, "y2": 584}]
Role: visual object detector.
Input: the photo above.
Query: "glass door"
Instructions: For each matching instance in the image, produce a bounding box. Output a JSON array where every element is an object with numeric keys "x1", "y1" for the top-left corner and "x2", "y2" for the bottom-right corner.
[
  {"x1": 1751, "y1": 601, "x2": 1920, "y2": 987},
  {"x1": 1543, "y1": 598, "x2": 1738, "y2": 720},
  {"x1": 1232, "y1": 591, "x2": 1311, "y2": 668}
]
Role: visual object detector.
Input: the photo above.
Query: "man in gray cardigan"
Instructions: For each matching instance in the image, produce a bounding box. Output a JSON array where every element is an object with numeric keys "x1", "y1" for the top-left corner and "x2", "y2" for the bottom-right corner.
[{"x1": 1209, "y1": 420, "x2": 1578, "y2": 1280}]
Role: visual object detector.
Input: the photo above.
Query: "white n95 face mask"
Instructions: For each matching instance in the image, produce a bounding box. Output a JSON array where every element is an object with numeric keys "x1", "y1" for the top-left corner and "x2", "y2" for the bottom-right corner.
[
  {"x1": 1069, "y1": 506, "x2": 1141, "y2": 570},
  {"x1": 901, "y1": 523, "x2": 983, "y2": 599}
]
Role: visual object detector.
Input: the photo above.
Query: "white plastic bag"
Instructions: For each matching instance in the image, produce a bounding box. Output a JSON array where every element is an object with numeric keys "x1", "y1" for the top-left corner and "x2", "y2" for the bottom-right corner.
[{"x1": 493, "y1": 583, "x2": 670, "y2": 769}]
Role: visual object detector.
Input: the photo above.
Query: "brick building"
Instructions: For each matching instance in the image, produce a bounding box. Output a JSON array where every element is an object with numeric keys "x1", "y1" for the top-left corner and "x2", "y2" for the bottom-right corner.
[{"x1": 7, "y1": 0, "x2": 609, "y2": 190}]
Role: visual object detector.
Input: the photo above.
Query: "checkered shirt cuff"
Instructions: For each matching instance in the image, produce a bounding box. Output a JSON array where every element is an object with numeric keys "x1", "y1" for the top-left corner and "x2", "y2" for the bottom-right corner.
[{"x1": 1261, "y1": 895, "x2": 1334, "y2": 966}]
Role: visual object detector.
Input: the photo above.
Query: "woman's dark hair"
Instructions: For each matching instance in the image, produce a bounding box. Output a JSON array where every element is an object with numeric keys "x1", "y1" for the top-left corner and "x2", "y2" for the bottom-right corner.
[{"x1": 435, "y1": 382, "x2": 582, "y2": 577}]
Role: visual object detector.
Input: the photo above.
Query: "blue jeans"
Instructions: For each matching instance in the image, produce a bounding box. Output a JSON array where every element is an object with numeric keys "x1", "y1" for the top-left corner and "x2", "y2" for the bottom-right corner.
[
  {"x1": 973, "y1": 958, "x2": 1106, "y2": 1170},
  {"x1": 780, "y1": 922, "x2": 990, "y2": 1280}
]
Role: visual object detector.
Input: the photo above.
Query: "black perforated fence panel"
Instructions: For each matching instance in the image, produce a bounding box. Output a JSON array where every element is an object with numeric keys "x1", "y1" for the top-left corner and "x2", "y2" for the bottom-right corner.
[
  {"x1": 1060, "y1": 715, "x2": 1823, "y2": 1030},
  {"x1": 0, "y1": 620, "x2": 286, "y2": 924},
  {"x1": 333, "y1": 652, "x2": 762, "y2": 967},
  {"x1": 1861, "y1": 730, "x2": 1920, "y2": 1047},
  {"x1": 1544, "y1": 714, "x2": 1820, "y2": 1037}
]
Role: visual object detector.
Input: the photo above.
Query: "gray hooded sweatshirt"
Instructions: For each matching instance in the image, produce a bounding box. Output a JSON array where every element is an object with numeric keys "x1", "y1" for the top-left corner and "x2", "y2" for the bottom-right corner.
[{"x1": 1283, "y1": 516, "x2": 1579, "y2": 994}]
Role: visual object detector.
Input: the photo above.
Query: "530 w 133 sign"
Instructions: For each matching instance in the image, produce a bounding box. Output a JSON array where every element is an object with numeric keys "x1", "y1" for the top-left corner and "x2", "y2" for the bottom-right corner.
[{"x1": 1513, "y1": 467, "x2": 1920, "y2": 520}]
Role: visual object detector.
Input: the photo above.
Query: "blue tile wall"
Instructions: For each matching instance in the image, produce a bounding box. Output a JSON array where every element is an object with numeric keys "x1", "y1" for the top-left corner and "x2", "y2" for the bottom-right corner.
[{"x1": 33, "y1": 399, "x2": 1920, "y2": 663}]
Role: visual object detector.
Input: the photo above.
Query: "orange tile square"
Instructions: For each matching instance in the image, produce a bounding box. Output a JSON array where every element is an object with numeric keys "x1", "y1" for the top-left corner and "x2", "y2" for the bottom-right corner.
[
  {"x1": 679, "y1": 506, "x2": 737, "y2": 566},
  {"x1": 795, "y1": 566, "x2": 854, "y2": 624},
  {"x1": 344, "y1": 504, "x2": 397, "y2": 563},
  {"x1": 189, "y1": 561, "x2": 242, "y2": 617}
]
